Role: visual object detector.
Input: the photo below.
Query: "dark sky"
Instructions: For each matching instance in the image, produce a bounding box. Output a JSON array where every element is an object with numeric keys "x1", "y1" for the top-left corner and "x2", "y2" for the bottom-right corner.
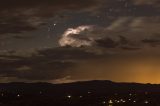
[{"x1": 0, "y1": 0, "x2": 160, "y2": 83}]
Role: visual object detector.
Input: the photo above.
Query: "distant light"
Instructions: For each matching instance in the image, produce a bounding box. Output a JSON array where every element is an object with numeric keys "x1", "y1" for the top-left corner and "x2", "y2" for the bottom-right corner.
[
  {"x1": 102, "y1": 101, "x2": 106, "y2": 104},
  {"x1": 79, "y1": 96, "x2": 83, "y2": 98},
  {"x1": 1, "y1": 93, "x2": 4, "y2": 96},
  {"x1": 39, "y1": 91, "x2": 42, "y2": 94},
  {"x1": 144, "y1": 100, "x2": 149, "y2": 104},
  {"x1": 108, "y1": 100, "x2": 113, "y2": 104},
  {"x1": 129, "y1": 93, "x2": 132, "y2": 96},
  {"x1": 17, "y1": 94, "x2": 20, "y2": 97},
  {"x1": 117, "y1": 100, "x2": 120, "y2": 103},
  {"x1": 67, "y1": 95, "x2": 72, "y2": 98},
  {"x1": 128, "y1": 99, "x2": 131, "y2": 101},
  {"x1": 133, "y1": 100, "x2": 136, "y2": 103},
  {"x1": 122, "y1": 100, "x2": 126, "y2": 103},
  {"x1": 88, "y1": 91, "x2": 91, "y2": 94},
  {"x1": 120, "y1": 99, "x2": 126, "y2": 103}
]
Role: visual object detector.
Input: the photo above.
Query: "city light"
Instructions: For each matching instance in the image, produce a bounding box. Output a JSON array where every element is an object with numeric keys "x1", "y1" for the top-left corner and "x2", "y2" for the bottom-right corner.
[
  {"x1": 108, "y1": 100, "x2": 113, "y2": 104},
  {"x1": 67, "y1": 95, "x2": 72, "y2": 99}
]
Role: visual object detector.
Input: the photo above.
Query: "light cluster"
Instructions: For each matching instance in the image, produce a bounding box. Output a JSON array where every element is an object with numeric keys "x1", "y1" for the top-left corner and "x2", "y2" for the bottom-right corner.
[{"x1": 0, "y1": 91, "x2": 155, "y2": 106}]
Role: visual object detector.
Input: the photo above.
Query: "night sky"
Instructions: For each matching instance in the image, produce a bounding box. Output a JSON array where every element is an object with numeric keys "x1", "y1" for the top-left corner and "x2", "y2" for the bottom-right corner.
[{"x1": 0, "y1": 0, "x2": 160, "y2": 83}]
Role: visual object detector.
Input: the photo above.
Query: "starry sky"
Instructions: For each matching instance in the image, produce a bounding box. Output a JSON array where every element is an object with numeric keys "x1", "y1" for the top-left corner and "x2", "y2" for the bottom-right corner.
[{"x1": 0, "y1": 0, "x2": 160, "y2": 83}]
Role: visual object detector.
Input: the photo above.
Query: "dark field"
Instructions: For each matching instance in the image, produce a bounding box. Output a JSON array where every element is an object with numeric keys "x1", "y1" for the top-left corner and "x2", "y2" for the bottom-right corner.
[{"x1": 0, "y1": 81, "x2": 160, "y2": 106}]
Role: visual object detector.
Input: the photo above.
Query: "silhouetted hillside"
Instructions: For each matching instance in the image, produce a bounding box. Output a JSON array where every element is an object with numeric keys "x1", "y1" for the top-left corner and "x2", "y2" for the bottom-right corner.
[
  {"x1": 0, "y1": 80, "x2": 160, "y2": 106},
  {"x1": 0, "y1": 80, "x2": 160, "y2": 93}
]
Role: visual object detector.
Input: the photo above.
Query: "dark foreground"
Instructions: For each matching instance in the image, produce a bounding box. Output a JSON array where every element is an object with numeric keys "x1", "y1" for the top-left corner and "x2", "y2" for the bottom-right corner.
[{"x1": 0, "y1": 81, "x2": 160, "y2": 106}]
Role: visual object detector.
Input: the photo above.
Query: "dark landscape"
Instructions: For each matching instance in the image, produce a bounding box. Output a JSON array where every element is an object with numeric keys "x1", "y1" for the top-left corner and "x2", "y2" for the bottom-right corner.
[{"x1": 0, "y1": 81, "x2": 160, "y2": 106}]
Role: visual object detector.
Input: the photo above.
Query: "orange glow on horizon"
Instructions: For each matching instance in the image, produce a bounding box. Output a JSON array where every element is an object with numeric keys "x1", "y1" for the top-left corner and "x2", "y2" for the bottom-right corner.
[{"x1": 67, "y1": 57, "x2": 160, "y2": 84}]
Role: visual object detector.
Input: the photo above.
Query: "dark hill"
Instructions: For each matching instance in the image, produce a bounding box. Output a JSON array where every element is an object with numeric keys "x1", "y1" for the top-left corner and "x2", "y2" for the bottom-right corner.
[{"x1": 0, "y1": 81, "x2": 160, "y2": 106}]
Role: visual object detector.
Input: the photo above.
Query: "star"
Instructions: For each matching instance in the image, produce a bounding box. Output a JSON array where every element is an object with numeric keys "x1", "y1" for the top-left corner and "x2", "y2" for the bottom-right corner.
[{"x1": 53, "y1": 23, "x2": 57, "y2": 26}]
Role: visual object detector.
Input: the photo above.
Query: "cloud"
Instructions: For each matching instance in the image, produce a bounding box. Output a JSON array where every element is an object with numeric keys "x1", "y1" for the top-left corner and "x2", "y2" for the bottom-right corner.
[
  {"x1": 0, "y1": 47, "x2": 102, "y2": 82},
  {"x1": 106, "y1": 17, "x2": 131, "y2": 31},
  {"x1": 67, "y1": 55, "x2": 160, "y2": 84},
  {"x1": 16, "y1": 66, "x2": 32, "y2": 71},
  {"x1": 59, "y1": 25, "x2": 94, "y2": 47},
  {"x1": 121, "y1": 46, "x2": 141, "y2": 51},
  {"x1": 94, "y1": 35, "x2": 140, "y2": 51},
  {"x1": 0, "y1": 0, "x2": 100, "y2": 35},
  {"x1": 142, "y1": 38, "x2": 160, "y2": 47},
  {"x1": 0, "y1": 0, "x2": 160, "y2": 83},
  {"x1": 51, "y1": 76, "x2": 77, "y2": 84},
  {"x1": 0, "y1": 0, "x2": 159, "y2": 35},
  {"x1": 58, "y1": 15, "x2": 160, "y2": 50},
  {"x1": 103, "y1": 16, "x2": 160, "y2": 43},
  {"x1": 132, "y1": 0, "x2": 160, "y2": 6},
  {"x1": 0, "y1": 45, "x2": 160, "y2": 83},
  {"x1": 95, "y1": 37, "x2": 118, "y2": 48}
]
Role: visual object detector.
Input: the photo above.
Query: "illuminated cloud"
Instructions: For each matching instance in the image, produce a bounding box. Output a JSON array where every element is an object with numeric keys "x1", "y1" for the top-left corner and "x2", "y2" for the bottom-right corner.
[
  {"x1": 51, "y1": 76, "x2": 77, "y2": 84},
  {"x1": 59, "y1": 25, "x2": 94, "y2": 47},
  {"x1": 58, "y1": 16, "x2": 160, "y2": 49}
]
